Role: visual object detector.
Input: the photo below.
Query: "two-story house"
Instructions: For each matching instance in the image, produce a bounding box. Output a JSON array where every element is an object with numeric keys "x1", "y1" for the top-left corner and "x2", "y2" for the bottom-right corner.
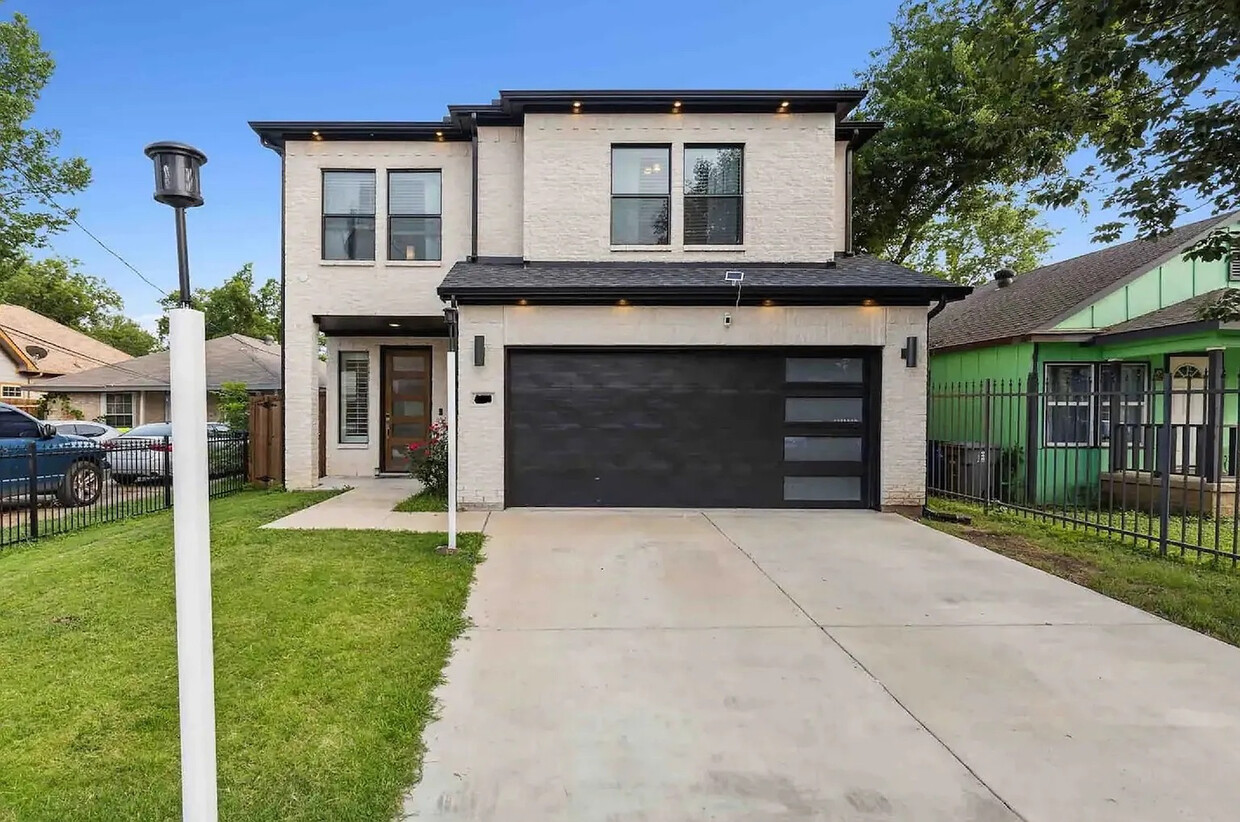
[{"x1": 250, "y1": 89, "x2": 967, "y2": 511}]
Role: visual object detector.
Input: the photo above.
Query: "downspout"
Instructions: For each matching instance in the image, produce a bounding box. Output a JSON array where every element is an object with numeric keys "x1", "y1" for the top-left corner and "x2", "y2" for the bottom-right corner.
[
  {"x1": 469, "y1": 113, "x2": 479, "y2": 261},
  {"x1": 844, "y1": 137, "x2": 855, "y2": 255}
]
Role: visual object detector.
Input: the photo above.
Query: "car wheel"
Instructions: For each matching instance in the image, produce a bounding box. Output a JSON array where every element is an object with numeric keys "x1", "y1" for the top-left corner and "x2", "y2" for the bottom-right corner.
[{"x1": 58, "y1": 461, "x2": 102, "y2": 507}]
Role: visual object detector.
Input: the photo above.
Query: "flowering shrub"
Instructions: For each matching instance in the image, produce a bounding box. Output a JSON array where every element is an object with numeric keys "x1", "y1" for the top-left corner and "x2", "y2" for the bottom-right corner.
[{"x1": 407, "y1": 418, "x2": 448, "y2": 496}]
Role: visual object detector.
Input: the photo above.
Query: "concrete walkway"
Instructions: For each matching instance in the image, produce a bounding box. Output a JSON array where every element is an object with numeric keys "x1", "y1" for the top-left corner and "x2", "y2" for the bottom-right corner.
[
  {"x1": 262, "y1": 477, "x2": 490, "y2": 532},
  {"x1": 401, "y1": 508, "x2": 1240, "y2": 822}
]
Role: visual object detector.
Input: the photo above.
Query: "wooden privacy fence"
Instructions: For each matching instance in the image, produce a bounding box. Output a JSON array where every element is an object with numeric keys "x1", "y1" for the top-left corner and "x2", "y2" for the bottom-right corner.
[{"x1": 248, "y1": 393, "x2": 282, "y2": 486}]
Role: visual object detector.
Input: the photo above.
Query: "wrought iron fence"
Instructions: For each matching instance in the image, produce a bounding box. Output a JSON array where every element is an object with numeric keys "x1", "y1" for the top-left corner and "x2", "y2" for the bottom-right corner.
[
  {"x1": 0, "y1": 431, "x2": 248, "y2": 549},
  {"x1": 928, "y1": 368, "x2": 1240, "y2": 564}
]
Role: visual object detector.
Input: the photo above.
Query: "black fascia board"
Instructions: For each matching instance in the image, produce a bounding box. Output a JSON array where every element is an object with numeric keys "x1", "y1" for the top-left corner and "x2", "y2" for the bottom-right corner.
[
  {"x1": 249, "y1": 121, "x2": 469, "y2": 152},
  {"x1": 438, "y1": 284, "x2": 965, "y2": 306},
  {"x1": 496, "y1": 89, "x2": 867, "y2": 117},
  {"x1": 836, "y1": 121, "x2": 883, "y2": 149}
]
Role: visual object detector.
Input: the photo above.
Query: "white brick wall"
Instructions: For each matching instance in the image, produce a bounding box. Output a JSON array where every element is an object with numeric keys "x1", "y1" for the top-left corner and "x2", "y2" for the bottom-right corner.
[
  {"x1": 283, "y1": 140, "x2": 471, "y2": 319},
  {"x1": 283, "y1": 140, "x2": 470, "y2": 486},
  {"x1": 456, "y1": 304, "x2": 928, "y2": 509},
  {"x1": 476, "y1": 127, "x2": 523, "y2": 257},
  {"x1": 522, "y1": 112, "x2": 839, "y2": 262},
  {"x1": 323, "y1": 335, "x2": 449, "y2": 477}
]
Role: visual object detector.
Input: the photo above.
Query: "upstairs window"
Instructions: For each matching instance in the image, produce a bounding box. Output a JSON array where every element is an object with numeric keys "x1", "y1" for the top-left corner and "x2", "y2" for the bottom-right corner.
[
  {"x1": 322, "y1": 171, "x2": 376, "y2": 260},
  {"x1": 1230, "y1": 244, "x2": 1240, "y2": 281},
  {"x1": 388, "y1": 170, "x2": 442, "y2": 261},
  {"x1": 611, "y1": 146, "x2": 670, "y2": 245},
  {"x1": 684, "y1": 145, "x2": 743, "y2": 244}
]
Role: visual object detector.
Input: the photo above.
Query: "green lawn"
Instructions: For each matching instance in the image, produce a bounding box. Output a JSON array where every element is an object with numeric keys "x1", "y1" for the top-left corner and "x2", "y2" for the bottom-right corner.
[
  {"x1": 926, "y1": 499, "x2": 1240, "y2": 647},
  {"x1": 393, "y1": 490, "x2": 448, "y2": 512},
  {"x1": 0, "y1": 490, "x2": 482, "y2": 822}
]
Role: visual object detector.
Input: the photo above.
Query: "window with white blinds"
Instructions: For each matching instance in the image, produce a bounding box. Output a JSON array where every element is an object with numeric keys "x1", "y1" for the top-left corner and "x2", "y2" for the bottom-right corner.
[
  {"x1": 322, "y1": 171, "x2": 376, "y2": 260},
  {"x1": 1229, "y1": 247, "x2": 1240, "y2": 281},
  {"x1": 338, "y1": 352, "x2": 369, "y2": 443},
  {"x1": 684, "y1": 145, "x2": 743, "y2": 245},
  {"x1": 388, "y1": 171, "x2": 442, "y2": 260}
]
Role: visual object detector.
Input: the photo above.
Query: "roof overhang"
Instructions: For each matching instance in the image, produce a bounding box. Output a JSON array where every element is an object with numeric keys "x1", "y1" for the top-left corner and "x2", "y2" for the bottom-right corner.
[
  {"x1": 316, "y1": 314, "x2": 449, "y2": 337},
  {"x1": 252, "y1": 88, "x2": 870, "y2": 152},
  {"x1": 836, "y1": 121, "x2": 883, "y2": 150},
  {"x1": 1090, "y1": 319, "x2": 1240, "y2": 346}
]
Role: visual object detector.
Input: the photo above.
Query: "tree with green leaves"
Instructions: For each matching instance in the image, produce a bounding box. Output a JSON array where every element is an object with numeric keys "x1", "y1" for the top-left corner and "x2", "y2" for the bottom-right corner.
[
  {"x1": 158, "y1": 263, "x2": 280, "y2": 342},
  {"x1": 899, "y1": 188, "x2": 1056, "y2": 285},
  {"x1": 851, "y1": 0, "x2": 1134, "y2": 278},
  {"x1": 0, "y1": 9, "x2": 91, "y2": 259},
  {"x1": 996, "y1": 0, "x2": 1240, "y2": 240},
  {"x1": 86, "y1": 314, "x2": 159, "y2": 357},
  {"x1": 0, "y1": 255, "x2": 121, "y2": 327}
]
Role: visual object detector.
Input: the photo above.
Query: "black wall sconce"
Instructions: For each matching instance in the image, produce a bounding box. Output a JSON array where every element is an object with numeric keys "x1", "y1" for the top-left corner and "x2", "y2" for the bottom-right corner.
[
  {"x1": 900, "y1": 335, "x2": 918, "y2": 368},
  {"x1": 473, "y1": 335, "x2": 485, "y2": 367}
]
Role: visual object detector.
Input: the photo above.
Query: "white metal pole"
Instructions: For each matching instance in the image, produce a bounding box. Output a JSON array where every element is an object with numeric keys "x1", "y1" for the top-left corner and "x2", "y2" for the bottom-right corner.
[
  {"x1": 169, "y1": 307, "x2": 218, "y2": 822},
  {"x1": 446, "y1": 347, "x2": 458, "y2": 551}
]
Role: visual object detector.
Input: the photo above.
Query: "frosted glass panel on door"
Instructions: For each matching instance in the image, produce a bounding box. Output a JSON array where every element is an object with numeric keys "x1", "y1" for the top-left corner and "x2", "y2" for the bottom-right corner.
[
  {"x1": 784, "y1": 436, "x2": 862, "y2": 462},
  {"x1": 784, "y1": 476, "x2": 862, "y2": 501},
  {"x1": 785, "y1": 398, "x2": 863, "y2": 423},
  {"x1": 394, "y1": 400, "x2": 425, "y2": 418},
  {"x1": 786, "y1": 358, "x2": 862, "y2": 383}
]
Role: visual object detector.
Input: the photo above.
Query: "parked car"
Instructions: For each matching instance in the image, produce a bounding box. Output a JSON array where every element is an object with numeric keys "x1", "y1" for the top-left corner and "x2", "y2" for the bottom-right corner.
[
  {"x1": 108, "y1": 422, "x2": 245, "y2": 484},
  {"x1": 47, "y1": 420, "x2": 122, "y2": 443},
  {"x1": 0, "y1": 402, "x2": 107, "y2": 506}
]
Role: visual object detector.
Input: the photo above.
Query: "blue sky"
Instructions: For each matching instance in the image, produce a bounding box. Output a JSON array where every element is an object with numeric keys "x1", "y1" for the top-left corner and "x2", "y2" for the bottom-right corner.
[{"x1": 19, "y1": 0, "x2": 1146, "y2": 323}]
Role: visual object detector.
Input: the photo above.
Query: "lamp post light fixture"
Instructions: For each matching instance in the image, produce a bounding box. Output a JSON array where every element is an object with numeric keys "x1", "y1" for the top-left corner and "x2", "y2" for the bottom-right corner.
[
  {"x1": 145, "y1": 140, "x2": 217, "y2": 822},
  {"x1": 145, "y1": 142, "x2": 207, "y2": 305}
]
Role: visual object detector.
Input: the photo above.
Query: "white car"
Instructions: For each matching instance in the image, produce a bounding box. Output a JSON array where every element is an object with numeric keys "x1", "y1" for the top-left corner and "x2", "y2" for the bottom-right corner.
[
  {"x1": 47, "y1": 420, "x2": 122, "y2": 443},
  {"x1": 108, "y1": 422, "x2": 245, "y2": 484}
]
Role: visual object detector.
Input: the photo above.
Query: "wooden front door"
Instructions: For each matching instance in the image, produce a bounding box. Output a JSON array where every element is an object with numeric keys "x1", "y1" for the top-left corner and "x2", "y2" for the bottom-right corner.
[{"x1": 381, "y1": 348, "x2": 432, "y2": 473}]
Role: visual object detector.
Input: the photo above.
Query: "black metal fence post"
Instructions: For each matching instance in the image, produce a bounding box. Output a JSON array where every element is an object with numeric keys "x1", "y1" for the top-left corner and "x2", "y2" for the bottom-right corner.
[
  {"x1": 983, "y1": 378, "x2": 993, "y2": 512},
  {"x1": 1157, "y1": 371, "x2": 1173, "y2": 556},
  {"x1": 1024, "y1": 370, "x2": 1039, "y2": 507},
  {"x1": 26, "y1": 442, "x2": 38, "y2": 540},
  {"x1": 163, "y1": 436, "x2": 172, "y2": 509}
]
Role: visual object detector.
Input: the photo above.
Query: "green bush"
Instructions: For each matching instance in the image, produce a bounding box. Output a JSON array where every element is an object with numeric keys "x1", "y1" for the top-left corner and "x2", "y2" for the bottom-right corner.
[
  {"x1": 216, "y1": 382, "x2": 249, "y2": 431},
  {"x1": 407, "y1": 418, "x2": 448, "y2": 496}
]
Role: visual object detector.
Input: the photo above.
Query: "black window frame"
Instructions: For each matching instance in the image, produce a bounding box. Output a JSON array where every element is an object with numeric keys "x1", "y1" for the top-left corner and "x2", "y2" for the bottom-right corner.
[
  {"x1": 321, "y1": 169, "x2": 377, "y2": 261},
  {"x1": 683, "y1": 144, "x2": 744, "y2": 245},
  {"x1": 610, "y1": 144, "x2": 671, "y2": 246},
  {"x1": 1042, "y1": 362, "x2": 1148, "y2": 447},
  {"x1": 387, "y1": 169, "x2": 443, "y2": 261}
]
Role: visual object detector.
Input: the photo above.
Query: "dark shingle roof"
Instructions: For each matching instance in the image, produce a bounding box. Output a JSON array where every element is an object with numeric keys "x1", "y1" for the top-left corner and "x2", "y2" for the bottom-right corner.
[
  {"x1": 929, "y1": 212, "x2": 1239, "y2": 351},
  {"x1": 1096, "y1": 288, "x2": 1230, "y2": 337},
  {"x1": 35, "y1": 335, "x2": 318, "y2": 392},
  {"x1": 439, "y1": 257, "x2": 969, "y2": 303}
]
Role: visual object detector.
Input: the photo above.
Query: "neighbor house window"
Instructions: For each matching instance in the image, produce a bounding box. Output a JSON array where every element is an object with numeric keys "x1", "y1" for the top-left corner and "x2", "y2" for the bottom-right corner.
[
  {"x1": 1098, "y1": 363, "x2": 1148, "y2": 445},
  {"x1": 611, "y1": 145, "x2": 670, "y2": 245},
  {"x1": 388, "y1": 170, "x2": 442, "y2": 261},
  {"x1": 1044, "y1": 363, "x2": 1148, "y2": 447},
  {"x1": 0, "y1": 385, "x2": 22, "y2": 398},
  {"x1": 1230, "y1": 246, "x2": 1240, "y2": 281},
  {"x1": 104, "y1": 393, "x2": 134, "y2": 429},
  {"x1": 322, "y1": 170, "x2": 376, "y2": 260},
  {"x1": 684, "y1": 145, "x2": 743, "y2": 244},
  {"x1": 339, "y1": 352, "x2": 369, "y2": 444}
]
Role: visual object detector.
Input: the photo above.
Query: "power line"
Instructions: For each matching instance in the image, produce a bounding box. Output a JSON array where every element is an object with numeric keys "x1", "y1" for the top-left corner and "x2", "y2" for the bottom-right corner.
[{"x1": 11, "y1": 165, "x2": 167, "y2": 297}]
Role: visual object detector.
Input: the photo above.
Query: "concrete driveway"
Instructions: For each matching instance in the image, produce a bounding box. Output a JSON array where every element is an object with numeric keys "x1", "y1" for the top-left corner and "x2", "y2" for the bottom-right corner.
[{"x1": 401, "y1": 509, "x2": 1240, "y2": 821}]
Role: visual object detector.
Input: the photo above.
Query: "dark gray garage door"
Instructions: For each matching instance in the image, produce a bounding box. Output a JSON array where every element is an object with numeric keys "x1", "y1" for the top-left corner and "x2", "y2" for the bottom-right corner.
[{"x1": 505, "y1": 348, "x2": 878, "y2": 508}]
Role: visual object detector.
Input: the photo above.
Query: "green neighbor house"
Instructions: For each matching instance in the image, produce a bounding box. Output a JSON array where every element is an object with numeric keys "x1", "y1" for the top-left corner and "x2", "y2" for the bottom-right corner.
[{"x1": 928, "y1": 211, "x2": 1240, "y2": 507}]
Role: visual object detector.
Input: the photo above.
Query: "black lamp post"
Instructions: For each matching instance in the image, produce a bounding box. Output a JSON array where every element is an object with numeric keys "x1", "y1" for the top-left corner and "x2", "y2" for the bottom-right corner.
[{"x1": 144, "y1": 142, "x2": 207, "y2": 305}]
